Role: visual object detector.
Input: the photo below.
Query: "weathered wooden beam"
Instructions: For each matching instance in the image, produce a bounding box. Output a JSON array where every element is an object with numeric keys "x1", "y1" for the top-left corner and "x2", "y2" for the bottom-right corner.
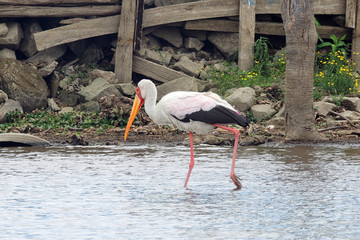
[
  {"x1": 185, "y1": 19, "x2": 352, "y2": 40},
  {"x1": 133, "y1": 56, "x2": 188, "y2": 83},
  {"x1": 238, "y1": 0, "x2": 256, "y2": 71},
  {"x1": 34, "y1": 15, "x2": 119, "y2": 51},
  {"x1": 346, "y1": 0, "x2": 357, "y2": 28},
  {"x1": 0, "y1": 0, "x2": 118, "y2": 5},
  {"x1": 0, "y1": 5, "x2": 121, "y2": 17},
  {"x1": 115, "y1": 0, "x2": 138, "y2": 83}
]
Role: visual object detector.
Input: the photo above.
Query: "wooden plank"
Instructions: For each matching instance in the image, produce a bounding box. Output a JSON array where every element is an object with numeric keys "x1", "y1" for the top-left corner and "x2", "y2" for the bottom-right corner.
[
  {"x1": 0, "y1": 133, "x2": 50, "y2": 147},
  {"x1": 352, "y1": 0, "x2": 360, "y2": 71},
  {"x1": 238, "y1": 0, "x2": 255, "y2": 71},
  {"x1": 34, "y1": 15, "x2": 120, "y2": 51},
  {"x1": 115, "y1": 0, "x2": 138, "y2": 83},
  {"x1": 185, "y1": 19, "x2": 352, "y2": 40},
  {"x1": 143, "y1": 0, "x2": 239, "y2": 28},
  {"x1": 133, "y1": 56, "x2": 188, "y2": 83},
  {"x1": 346, "y1": 0, "x2": 357, "y2": 28},
  {"x1": 0, "y1": 0, "x2": 118, "y2": 5},
  {"x1": 0, "y1": 5, "x2": 121, "y2": 17}
]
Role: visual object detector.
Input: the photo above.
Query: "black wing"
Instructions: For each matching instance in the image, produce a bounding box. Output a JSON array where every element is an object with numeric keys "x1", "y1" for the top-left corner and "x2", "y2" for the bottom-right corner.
[{"x1": 172, "y1": 105, "x2": 250, "y2": 127}]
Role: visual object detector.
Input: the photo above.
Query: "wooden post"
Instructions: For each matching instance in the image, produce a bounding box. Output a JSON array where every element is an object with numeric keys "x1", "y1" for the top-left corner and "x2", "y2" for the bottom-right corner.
[
  {"x1": 346, "y1": 0, "x2": 357, "y2": 28},
  {"x1": 114, "y1": 0, "x2": 138, "y2": 83},
  {"x1": 352, "y1": 0, "x2": 360, "y2": 71},
  {"x1": 238, "y1": 0, "x2": 256, "y2": 71}
]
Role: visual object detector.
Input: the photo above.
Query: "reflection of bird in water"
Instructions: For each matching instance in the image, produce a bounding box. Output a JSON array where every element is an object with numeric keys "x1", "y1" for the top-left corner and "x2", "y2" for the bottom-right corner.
[{"x1": 124, "y1": 79, "x2": 250, "y2": 190}]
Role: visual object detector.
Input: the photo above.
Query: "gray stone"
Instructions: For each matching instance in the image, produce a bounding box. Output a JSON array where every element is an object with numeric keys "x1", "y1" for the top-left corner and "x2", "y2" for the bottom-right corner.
[
  {"x1": 157, "y1": 77, "x2": 199, "y2": 101},
  {"x1": 36, "y1": 61, "x2": 58, "y2": 77},
  {"x1": 0, "y1": 59, "x2": 48, "y2": 112},
  {"x1": 145, "y1": 49, "x2": 172, "y2": 65},
  {"x1": 0, "y1": 23, "x2": 8, "y2": 37},
  {"x1": 208, "y1": 32, "x2": 238, "y2": 58},
  {"x1": 184, "y1": 37, "x2": 204, "y2": 51},
  {"x1": 20, "y1": 20, "x2": 42, "y2": 57},
  {"x1": 314, "y1": 101, "x2": 337, "y2": 117},
  {"x1": 49, "y1": 71, "x2": 60, "y2": 98},
  {"x1": 57, "y1": 91, "x2": 81, "y2": 107},
  {"x1": 152, "y1": 27, "x2": 183, "y2": 48},
  {"x1": 74, "y1": 101, "x2": 100, "y2": 112},
  {"x1": 250, "y1": 104, "x2": 277, "y2": 122},
  {"x1": 182, "y1": 30, "x2": 207, "y2": 41},
  {"x1": 59, "y1": 107, "x2": 73, "y2": 114},
  {"x1": 0, "y1": 89, "x2": 8, "y2": 104},
  {"x1": 67, "y1": 39, "x2": 88, "y2": 57},
  {"x1": 0, "y1": 99, "x2": 23, "y2": 123},
  {"x1": 144, "y1": 0, "x2": 154, "y2": 7},
  {"x1": 339, "y1": 111, "x2": 360, "y2": 120},
  {"x1": 47, "y1": 98, "x2": 60, "y2": 112},
  {"x1": 78, "y1": 77, "x2": 122, "y2": 102},
  {"x1": 226, "y1": 87, "x2": 256, "y2": 112},
  {"x1": 173, "y1": 55, "x2": 203, "y2": 77},
  {"x1": 266, "y1": 116, "x2": 285, "y2": 126},
  {"x1": 0, "y1": 22, "x2": 24, "y2": 49},
  {"x1": 90, "y1": 69, "x2": 118, "y2": 84},
  {"x1": 341, "y1": 97, "x2": 360, "y2": 111},
  {"x1": 26, "y1": 45, "x2": 67, "y2": 64},
  {"x1": 142, "y1": 35, "x2": 161, "y2": 50},
  {"x1": 115, "y1": 83, "x2": 136, "y2": 97},
  {"x1": 79, "y1": 42, "x2": 104, "y2": 64},
  {"x1": 0, "y1": 48, "x2": 16, "y2": 59}
]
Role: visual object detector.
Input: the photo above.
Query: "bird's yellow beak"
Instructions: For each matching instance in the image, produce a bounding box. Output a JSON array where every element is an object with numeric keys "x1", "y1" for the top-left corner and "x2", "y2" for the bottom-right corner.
[{"x1": 124, "y1": 95, "x2": 144, "y2": 141}]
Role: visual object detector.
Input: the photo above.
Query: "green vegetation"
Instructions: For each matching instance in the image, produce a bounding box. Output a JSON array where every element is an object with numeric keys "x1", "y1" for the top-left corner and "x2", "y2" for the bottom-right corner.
[
  {"x1": 0, "y1": 110, "x2": 127, "y2": 133},
  {"x1": 207, "y1": 35, "x2": 359, "y2": 99}
]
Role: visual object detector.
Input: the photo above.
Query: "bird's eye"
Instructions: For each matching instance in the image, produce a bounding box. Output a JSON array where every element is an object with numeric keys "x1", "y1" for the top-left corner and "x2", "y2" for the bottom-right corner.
[{"x1": 136, "y1": 87, "x2": 143, "y2": 99}]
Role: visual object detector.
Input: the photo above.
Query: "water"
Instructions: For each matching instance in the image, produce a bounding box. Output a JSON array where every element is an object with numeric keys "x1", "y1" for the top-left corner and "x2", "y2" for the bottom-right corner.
[{"x1": 0, "y1": 143, "x2": 359, "y2": 239}]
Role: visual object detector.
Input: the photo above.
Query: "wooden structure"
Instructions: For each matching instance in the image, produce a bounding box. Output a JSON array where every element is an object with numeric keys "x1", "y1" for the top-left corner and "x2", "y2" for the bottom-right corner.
[{"x1": 1, "y1": 0, "x2": 359, "y2": 83}]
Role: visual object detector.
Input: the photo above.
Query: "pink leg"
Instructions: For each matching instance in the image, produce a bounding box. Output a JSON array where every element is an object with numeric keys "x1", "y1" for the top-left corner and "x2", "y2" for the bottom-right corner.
[
  {"x1": 184, "y1": 132, "x2": 195, "y2": 188},
  {"x1": 213, "y1": 124, "x2": 242, "y2": 190}
]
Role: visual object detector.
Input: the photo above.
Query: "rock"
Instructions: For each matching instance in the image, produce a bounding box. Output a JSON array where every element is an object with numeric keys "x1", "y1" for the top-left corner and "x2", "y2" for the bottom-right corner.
[
  {"x1": 0, "y1": 99, "x2": 23, "y2": 123},
  {"x1": 0, "y1": 22, "x2": 24, "y2": 49},
  {"x1": 0, "y1": 48, "x2": 16, "y2": 59},
  {"x1": 250, "y1": 104, "x2": 277, "y2": 122},
  {"x1": 78, "y1": 42, "x2": 104, "y2": 64},
  {"x1": 208, "y1": 32, "x2": 238, "y2": 58},
  {"x1": 115, "y1": 83, "x2": 136, "y2": 97},
  {"x1": 20, "y1": 20, "x2": 42, "y2": 57},
  {"x1": 0, "y1": 90, "x2": 8, "y2": 104},
  {"x1": 182, "y1": 29, "x2": 207, "y2": 41},
  {"x1": 314, "y1": 101, "x2": 337, "y2": 116},
  {"x1": 47, "y1": 98, "x2": 60, "y2": 112},
  {"x1": 184, "y1": 37, "x2": 204, "y2": 51},
  {"x1": 74, "y1": 101, "x2": 100, "y2": 112},
  {"x1": 90, "y1": 69, "x2": 118, "y2": 84},
  {"x1": 59, "y1": 76, "x2": 71, "y2": 90},
  {"x1": 339, "y1": 111, "x2": 360, "y2": 120},
  {"x1": 152, "y1": 27, "x2": 183, "y2": 48},
  {"x1": 266, "y1": 116, "x2": 285, "y2": 126},
  {"x1": 157, "y1": 77, "x2": 199, "y2": 100},
  {"x1": 57, "y1": 91, "x2": 81, "y2": 107},
  {"x1": 67, "y1": 39, "x2": 88, "y2": 57},
  {"x1": 78, "y1": 77, "x2": 122, "y2": 102},
  {"x1": 275, "y1": 105, "x2": 285, "y2": 117},
  {"x1": 144, "y1": 0, "x2": 154, "y2": 7},
  {"x1": 36, "y1": 61, "x2": 58, "y2": 77},
  {"x1": 340, "y1": 97, "x2": 360, "y2": 111},
  {"x1": 0, "y1": 59, "x2": 48, "y2": 112},
  {"x1": 0, "y1": 23, "x2": 8, "y2": 37},
  {"x1": 226, "y1": 87, "x2": 256, "y2": 112},
  {"x1": 142, "y1": 35, "x2": 161, "y2": 50},
  {"x1": 26, "y1": 45, "x2": 67, "y2": 64},
  {"x1": 173, "y1": 55, "x2": 203, "y2": 77},
  {"x1": 59, "y1": 107, "x2": 73, "y2": 114},
  {"x1": 145, "y1": 49, "x2": 172, "y2": 65}
]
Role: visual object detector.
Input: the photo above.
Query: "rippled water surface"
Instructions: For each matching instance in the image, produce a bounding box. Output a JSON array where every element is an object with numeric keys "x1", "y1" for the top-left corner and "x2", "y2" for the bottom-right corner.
[{"x1": 0, "y1": 143, "x2": 359, "y2": 239}]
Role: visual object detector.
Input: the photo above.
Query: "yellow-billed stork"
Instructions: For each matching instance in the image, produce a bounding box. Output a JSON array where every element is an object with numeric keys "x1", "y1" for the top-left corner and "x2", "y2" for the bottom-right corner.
[{"x1": 124, "y1": 79, "x2": 250, "y2": 190}]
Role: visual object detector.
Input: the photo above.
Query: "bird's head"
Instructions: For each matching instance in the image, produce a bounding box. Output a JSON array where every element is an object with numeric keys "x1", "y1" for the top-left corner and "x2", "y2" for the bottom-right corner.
[{"x1": 124, "y1": 85, "x2": 144, "y2": 141}]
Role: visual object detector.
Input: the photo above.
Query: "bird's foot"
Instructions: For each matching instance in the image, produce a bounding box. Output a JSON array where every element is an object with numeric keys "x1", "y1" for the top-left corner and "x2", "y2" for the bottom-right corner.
[{"x1": 231, "y1": 174, "x2": 242, "y2": 191}]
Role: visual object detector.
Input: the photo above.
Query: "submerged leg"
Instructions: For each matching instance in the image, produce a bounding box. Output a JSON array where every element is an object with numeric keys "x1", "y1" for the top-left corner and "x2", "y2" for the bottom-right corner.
[
  {"x1": 213, "y1": 124, "x2": 242, "y2": 190},
  {"x1": 184, "y1": 132, "x2": 195, "y2": 188}
]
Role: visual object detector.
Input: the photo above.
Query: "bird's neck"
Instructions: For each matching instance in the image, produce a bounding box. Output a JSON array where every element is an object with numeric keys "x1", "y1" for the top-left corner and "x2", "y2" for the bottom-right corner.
[{"x1": 144, "y1": 86, "x2": 158, "y2": 121}]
